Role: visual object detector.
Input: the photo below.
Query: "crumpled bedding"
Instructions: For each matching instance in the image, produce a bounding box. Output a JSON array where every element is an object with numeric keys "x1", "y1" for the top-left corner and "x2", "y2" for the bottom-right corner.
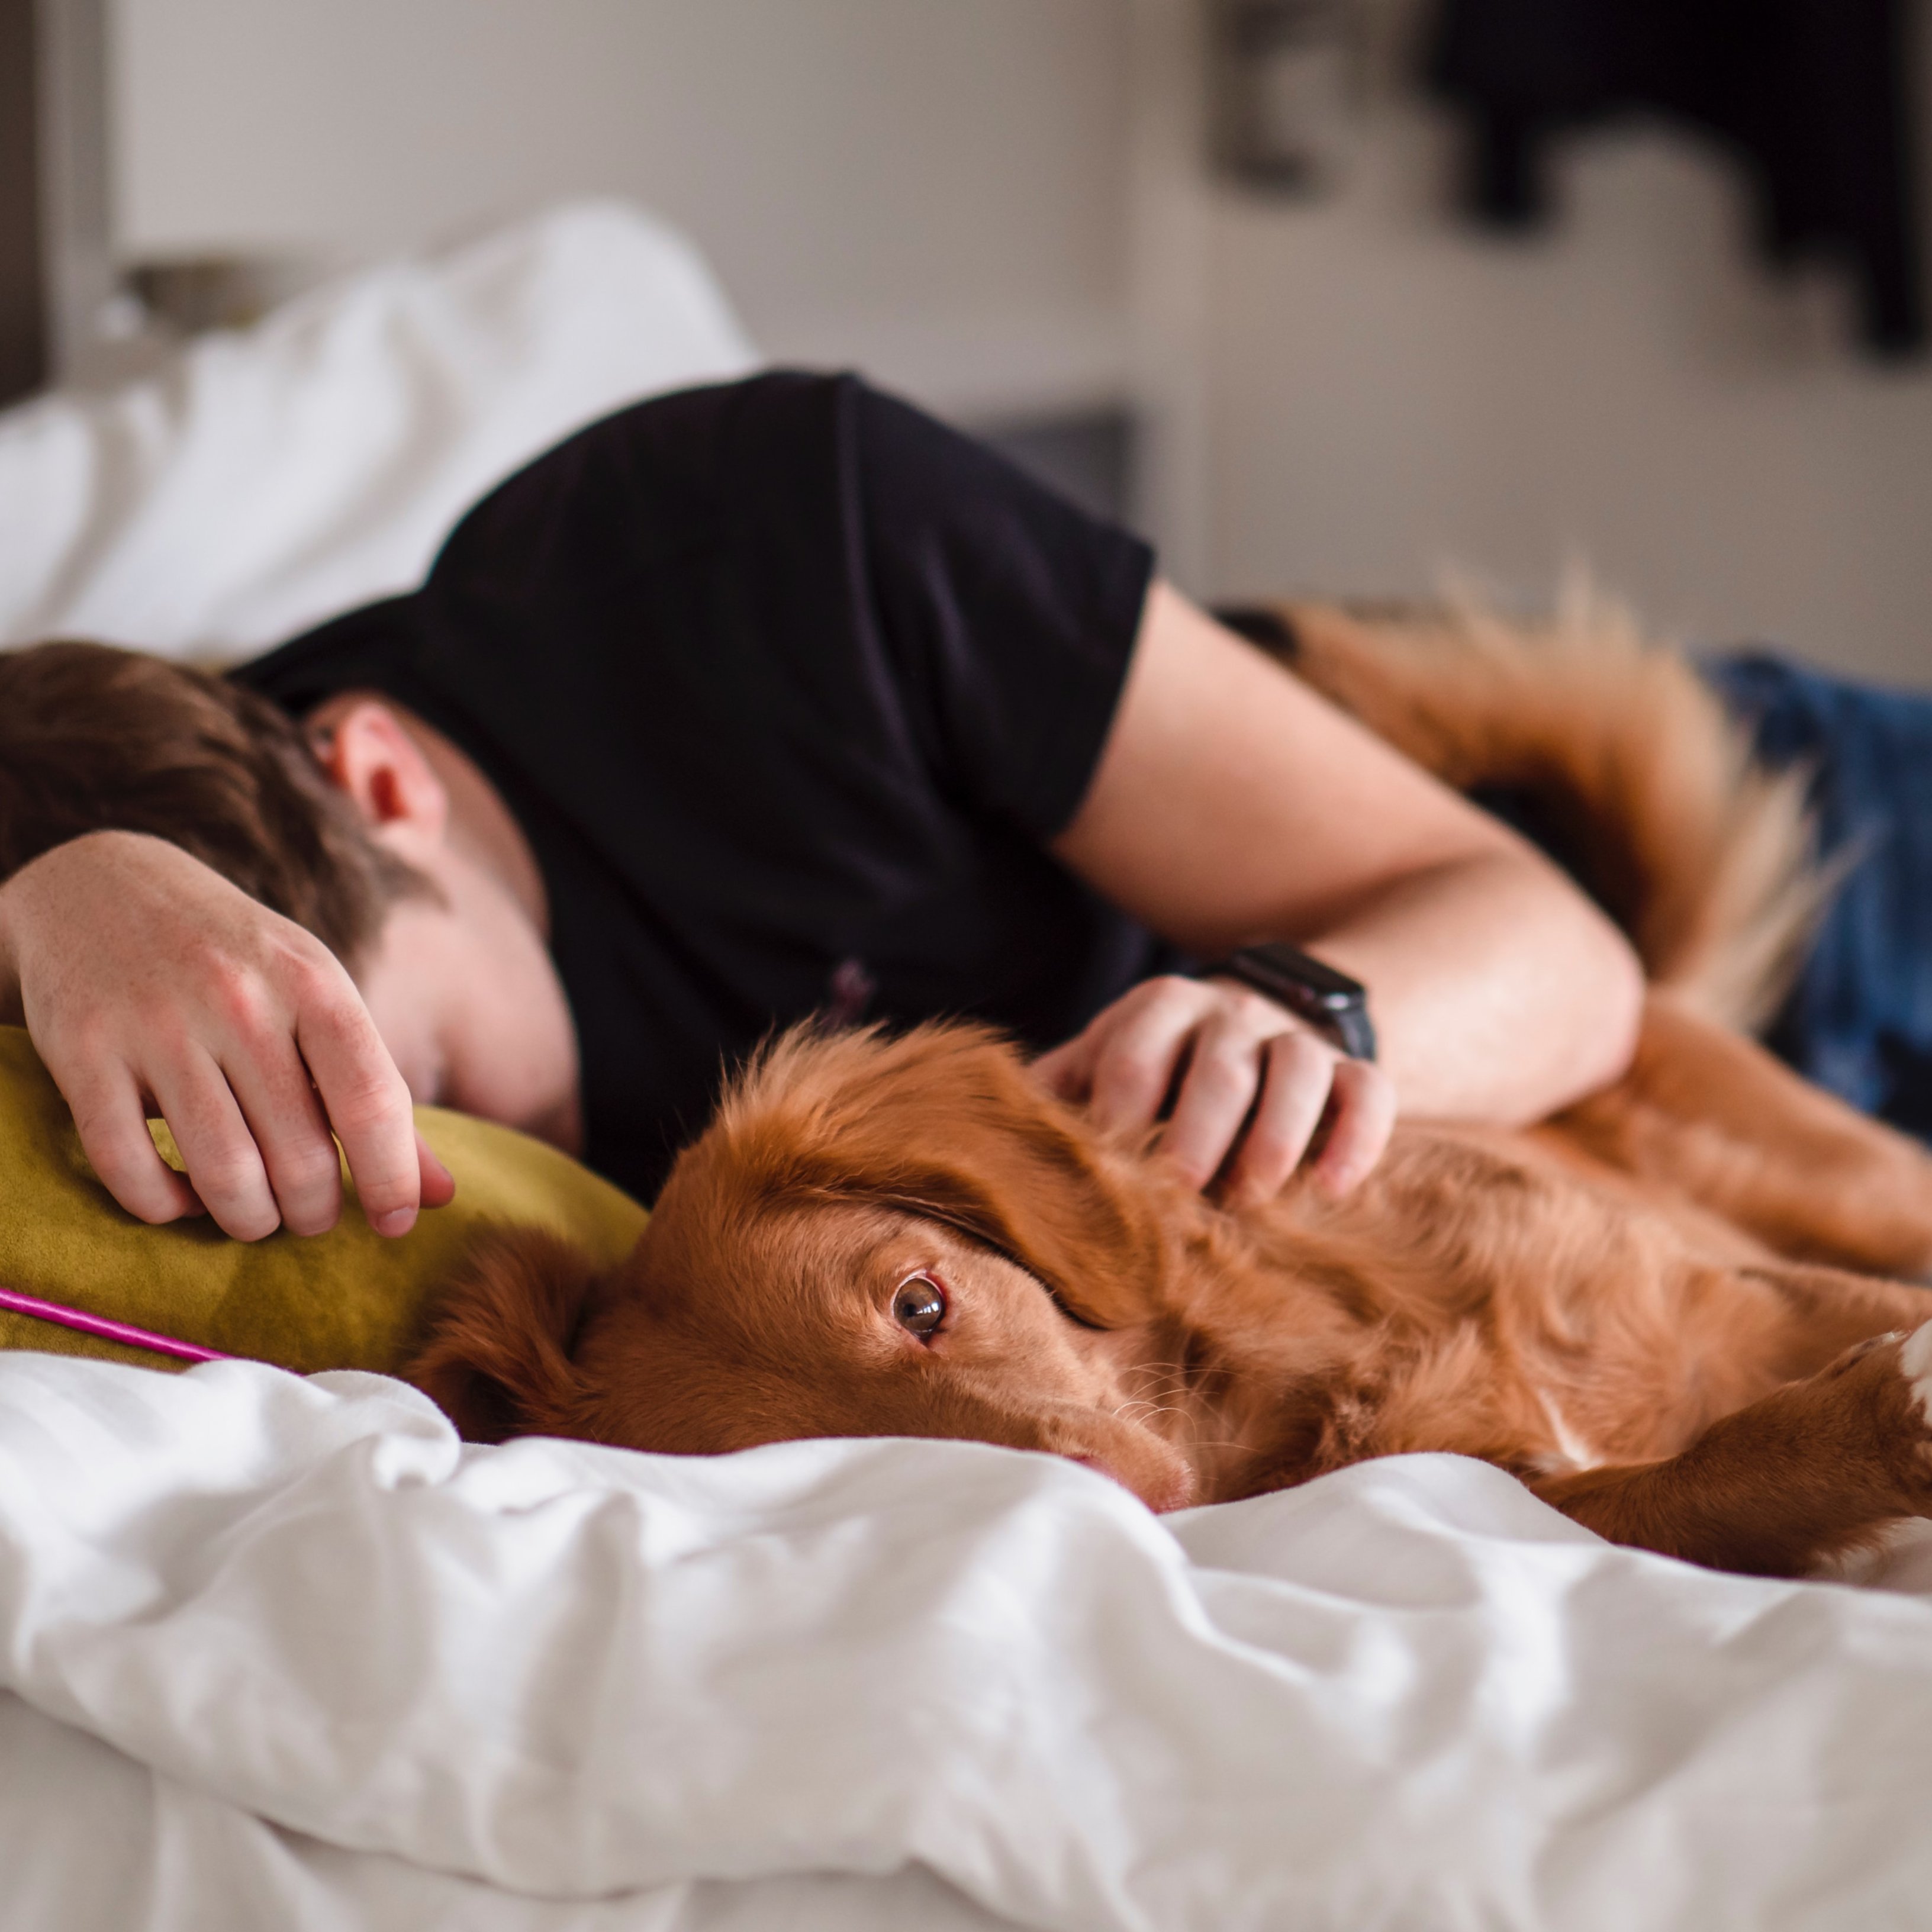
[
  {"x1": 0, "y1": 201, "x2": 756, "y2": 662},
  {"x1": 4, "y1": 1349, "x2": 1932, "y2": 1930}
]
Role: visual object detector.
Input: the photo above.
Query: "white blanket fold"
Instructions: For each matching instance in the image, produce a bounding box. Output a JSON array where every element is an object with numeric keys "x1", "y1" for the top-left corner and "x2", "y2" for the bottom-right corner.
[
  {"x1": 2, "y1": 1350, "x2": 1930, "y2": 1931},
  {"x1": 0, "y1": 201, "x2": 758, "y2": 660}
]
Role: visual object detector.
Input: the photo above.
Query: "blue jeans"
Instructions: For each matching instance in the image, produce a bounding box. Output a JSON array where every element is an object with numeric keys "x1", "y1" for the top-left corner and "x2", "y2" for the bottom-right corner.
[{"x1": 1702, "y1": 653, "x2": 1932, "y2": 1141}]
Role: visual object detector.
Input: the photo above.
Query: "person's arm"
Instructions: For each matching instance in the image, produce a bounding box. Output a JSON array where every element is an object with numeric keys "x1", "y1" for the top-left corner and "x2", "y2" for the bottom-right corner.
[
  {"x1": 1039, "y1": 583, "x2": 1644, "y2": 1200},
  {"x1": 0, "y1": 830, "x2": 451, "y2": 1241}
]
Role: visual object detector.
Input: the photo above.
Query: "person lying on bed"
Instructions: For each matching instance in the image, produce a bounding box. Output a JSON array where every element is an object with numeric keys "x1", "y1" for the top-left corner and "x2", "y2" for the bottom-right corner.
[{"x1": 0, "y1": 373, "x2": 1643, "y2": 1241}]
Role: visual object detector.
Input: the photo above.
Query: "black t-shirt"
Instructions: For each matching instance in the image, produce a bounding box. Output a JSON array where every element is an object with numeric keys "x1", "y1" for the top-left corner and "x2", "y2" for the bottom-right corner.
[{"x1": 234, "y1": 372, "x2": 1167, "y2": 1200}]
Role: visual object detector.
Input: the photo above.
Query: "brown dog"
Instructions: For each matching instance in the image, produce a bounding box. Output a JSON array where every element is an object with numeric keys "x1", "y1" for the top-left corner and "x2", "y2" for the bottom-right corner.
[
  {"x1": 410, "y1": 1002, "x2": 1932, "y2": 1576},
  {"x1": 409, "y1": 596, "x2": 1932, "y2": 1578}
]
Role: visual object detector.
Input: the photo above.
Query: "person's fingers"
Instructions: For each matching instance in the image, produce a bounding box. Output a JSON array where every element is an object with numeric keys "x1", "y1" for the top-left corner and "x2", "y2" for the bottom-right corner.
[
  {"x1": 1087, "y1": 979, "x2": 1215, "y2": 1134},
  {"x1": 146, "y1": 1049, "x2": 282, "y2": 1241},
  {"x1": 58, "y1": 1061, "x2": 203, "y2": 1226},
  {"x1": 1308, "y1": 1057, "x2": 1398, "y2": 1197},
  {"x1": 1224, "y1": 1029, "x2": 1339, "y2": 1208},
  {"x1": 220, "y1": 1038, "x2": 346, "y2": 1238},
  {"x1": 1044, "y1": 979, "x2": 1396, "y2": 1200},
  {"x1": 417, "y1": 1131, "x2": 456, "y2": 1210},
  {"x1": 1031, "y1": 1031, "x2": 1096, "y2": 1102},
  {"x1": 295, "y1": 977, "x2": 423, "y2": 1237},
  {"x1": 1159, "y1": 1012, "x2": 1272, "y2": 1190}
]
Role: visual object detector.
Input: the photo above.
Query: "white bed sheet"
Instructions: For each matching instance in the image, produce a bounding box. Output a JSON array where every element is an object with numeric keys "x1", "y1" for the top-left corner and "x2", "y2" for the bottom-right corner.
[{"x1": 4, "y1": 1348, "x2": 1932, "y2": 1932}]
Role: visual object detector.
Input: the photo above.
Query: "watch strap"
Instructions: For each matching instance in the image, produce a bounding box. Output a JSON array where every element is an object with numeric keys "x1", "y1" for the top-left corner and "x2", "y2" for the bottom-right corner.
[{"x1": 1202, "y1": 942, "x2": 1377, "y2": 1061}]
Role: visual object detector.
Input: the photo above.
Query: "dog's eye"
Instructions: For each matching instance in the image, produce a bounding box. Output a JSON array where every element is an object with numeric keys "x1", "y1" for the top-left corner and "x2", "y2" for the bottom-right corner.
[{"x1": 892, "y1": 1271, "x2": 946, "y2": 1338}]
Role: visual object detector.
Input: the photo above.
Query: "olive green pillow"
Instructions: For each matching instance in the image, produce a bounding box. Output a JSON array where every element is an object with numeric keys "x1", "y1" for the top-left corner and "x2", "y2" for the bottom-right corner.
[{"x1": 0, "y1": 1025, "x2": 646, "y2": 1376}]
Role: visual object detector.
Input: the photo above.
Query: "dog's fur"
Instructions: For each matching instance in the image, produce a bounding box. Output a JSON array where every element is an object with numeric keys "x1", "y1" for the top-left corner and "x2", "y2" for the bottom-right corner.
[{"x1": 410, "y1": 596, "x2": 1932, "y2": 1578}]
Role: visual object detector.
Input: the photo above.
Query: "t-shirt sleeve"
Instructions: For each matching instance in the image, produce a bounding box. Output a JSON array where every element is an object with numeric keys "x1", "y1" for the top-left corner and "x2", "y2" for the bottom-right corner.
[{"x1": 846, "y1": 379, "x2": 1157, "y2": 841}]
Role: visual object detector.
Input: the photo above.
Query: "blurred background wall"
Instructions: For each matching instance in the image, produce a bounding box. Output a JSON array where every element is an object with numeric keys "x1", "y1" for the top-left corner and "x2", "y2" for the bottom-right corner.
[
  {"x1": 46, "y1": 0, "x2": 1932, "y2": 679},
  {"x1": 1190, "y1": 1, "x2": 1932, "y2": 686},
  {"x1": 111, "y1": 0, "x2": 1136, "y2": 426}
]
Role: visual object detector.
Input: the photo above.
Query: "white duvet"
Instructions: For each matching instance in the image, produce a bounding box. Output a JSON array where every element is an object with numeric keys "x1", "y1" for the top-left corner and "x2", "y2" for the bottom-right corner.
[{"x1": 4, "y1": 1348, "x2": 1931, "y2": 1931}]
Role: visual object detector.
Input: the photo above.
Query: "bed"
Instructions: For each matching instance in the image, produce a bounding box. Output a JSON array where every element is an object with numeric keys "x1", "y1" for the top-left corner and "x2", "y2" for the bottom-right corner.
[{"x1": 5, "y1": 202, "x2": 1932, "y2": 1931}]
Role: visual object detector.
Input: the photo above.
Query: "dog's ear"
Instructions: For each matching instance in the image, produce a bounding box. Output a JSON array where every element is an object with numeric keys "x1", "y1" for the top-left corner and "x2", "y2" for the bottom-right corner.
[
  {"x1": 733, "y1": 1025, "x2": 1173, "y2": 1329},
  {"x1": 406, "y1": 1225, "x2": 605, "y2": 1443}
]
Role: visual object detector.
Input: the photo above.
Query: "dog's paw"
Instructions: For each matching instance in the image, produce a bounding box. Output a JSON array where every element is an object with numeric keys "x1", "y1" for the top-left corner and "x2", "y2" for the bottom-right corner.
[
  {"x1": 1902, "y1": 1322, "x2": 1932, "y2": 1421},
  {"x1": 1824, "y1": 1328, "x2": 1908, "y2": 1376},
  {"x1": 1879, "y1": 1322, "x2": 1932, "y2": 1511},
  {"x1": 1822, "y1": 1324, "x2": 1932, "y2": 1509}
]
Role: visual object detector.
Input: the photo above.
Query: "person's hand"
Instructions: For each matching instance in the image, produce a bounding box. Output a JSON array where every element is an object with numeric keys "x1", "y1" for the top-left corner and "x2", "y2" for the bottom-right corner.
[
  {"x1": 0, "y1": 831, "x2": 454, "y2": 1241},
  {"x1": 1035, "y1": 974, "x2": 1396, "y2": 1205}
]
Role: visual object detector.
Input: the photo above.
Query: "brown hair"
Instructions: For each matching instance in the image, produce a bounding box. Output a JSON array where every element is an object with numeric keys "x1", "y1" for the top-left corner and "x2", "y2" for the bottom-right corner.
[{"x1": 0, "y1": 640, "x2": 429, "y2": 968}]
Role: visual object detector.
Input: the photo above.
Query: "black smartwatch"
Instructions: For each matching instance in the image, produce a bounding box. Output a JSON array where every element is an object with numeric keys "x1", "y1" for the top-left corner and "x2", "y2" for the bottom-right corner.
[{"x1": 1202, "y1": 943, "x2": 1377, "y2": 1062}]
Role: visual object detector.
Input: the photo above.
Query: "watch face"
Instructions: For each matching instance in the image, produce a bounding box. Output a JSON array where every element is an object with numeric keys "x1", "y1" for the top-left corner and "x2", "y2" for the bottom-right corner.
[{"x1": 1305, "y1": 986, "x2": 1359, "y2": 1016}]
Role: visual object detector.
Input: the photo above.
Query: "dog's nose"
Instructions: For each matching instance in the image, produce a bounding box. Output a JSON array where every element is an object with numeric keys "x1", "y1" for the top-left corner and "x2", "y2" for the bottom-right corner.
[
  {"x1": 1064, "y1": 1450, "x2": 1196, "y2": 1514},
  {"x1": 1138, "y1": 1460, "x2": 1199, "y2": 1514}
]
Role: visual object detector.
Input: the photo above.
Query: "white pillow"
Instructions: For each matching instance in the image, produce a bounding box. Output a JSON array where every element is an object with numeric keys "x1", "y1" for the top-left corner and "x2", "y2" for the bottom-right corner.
[{"x1": 0, "y1": 200, "x2": 760, "y2": 663}]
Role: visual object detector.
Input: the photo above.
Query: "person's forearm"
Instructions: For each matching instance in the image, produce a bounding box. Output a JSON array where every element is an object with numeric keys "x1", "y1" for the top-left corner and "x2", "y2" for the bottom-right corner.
[
  {"x1": 1052, "y1": 584, "x2": 1647, "y2": 1136},
  {"x1": 1297, "y1": 845, "x2": 1643, "y2": 1124}
]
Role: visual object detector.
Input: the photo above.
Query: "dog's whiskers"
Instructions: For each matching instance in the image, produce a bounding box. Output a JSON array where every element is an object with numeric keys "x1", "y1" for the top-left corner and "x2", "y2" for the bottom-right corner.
[
  {"x1": 1121, "y1": 1364, "x2": 1193, "y2": 1400},
  {"x1": 1110, "y1": 1398, "x2": 1183, "y2": 1424}
]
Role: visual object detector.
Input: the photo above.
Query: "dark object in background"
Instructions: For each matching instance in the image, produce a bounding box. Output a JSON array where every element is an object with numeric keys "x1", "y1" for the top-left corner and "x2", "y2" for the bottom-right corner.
[
  {"x1": 1425, "y1": 0, "x2": 1925, "y2": 358},
  {"x1": 981, "y1": 407, "x2": 1136, "y2": 529},
  {"x1": 1210, "y1": 0, "x2": 1361, "y2": 195},
  {"x1": 0, "y1": 0, "x2": 47, "y2": 407}
]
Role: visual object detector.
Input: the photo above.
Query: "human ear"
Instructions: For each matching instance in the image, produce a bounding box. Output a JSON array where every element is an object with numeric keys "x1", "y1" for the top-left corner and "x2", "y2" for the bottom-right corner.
[
  {"x1": 311, "y1": 700, "x2": 450, "y2": 852},
  {"x1": 407, "y1": 1225, "x2": 603, "y2": 1442}
]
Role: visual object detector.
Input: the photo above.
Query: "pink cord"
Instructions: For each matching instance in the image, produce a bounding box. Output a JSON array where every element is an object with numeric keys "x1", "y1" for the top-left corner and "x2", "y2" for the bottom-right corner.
[{"x1": 0, "y1": 1285, "x2": 232, "y2": 1364}]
